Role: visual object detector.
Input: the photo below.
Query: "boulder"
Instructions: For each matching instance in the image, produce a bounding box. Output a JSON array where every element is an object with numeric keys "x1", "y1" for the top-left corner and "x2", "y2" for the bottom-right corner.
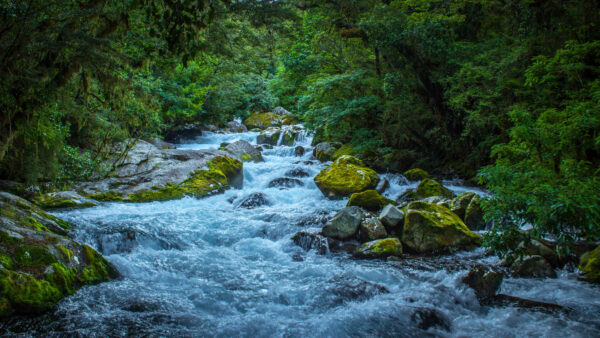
[
  {"x1": 163, "y1": 123, "x2": 203, "y2": 143},
  {"x1": 416, "y1": 178, "x2": 455, "y2": 199},
  {"x1": 378, "y1": 204, "x2": 404, "y2": 228},
  {"x1": 450, "y1": 192, "x2": 476, "y2": 220},
  {"x1": 347, "y1": 190, "x2": 396, "y2": 211},
  {"x1": 519, "y1": 239, "x2": 560, "y2": 268},
  {"x1": 285, "y1": 168, "x2": 310, "y2": 178},
  {"x1": 511, "y1": 255, "x2": 556, "y2": 278},
  {"x1": 579, "y1": 246, "x2": 600, "y2": 283},
  {"x1": 359, "y1": 218, "x2": 388, "y2": 242},
  {"x1": 375, "y1": 177, "x2": 390, "y2": 194},
  {"x1": 422, "y1": 196, "x2": 453, "y2": 209},
  {"x1": 257, "y1": 127, "x2": 281, "y2": 146},
  {"x1": 224, "y1": 140, "x2": 264, "y2": 163},
  {"x1": 411, "y1": 308, "x2": 451, "y2": 332},
  {"x1": 402, "y1": 201, "x2": 481, "y2": 253},
  {"x1": 313, "y1": 142, "x2": 342, "y2": 162},
  {"x1": 243, "y1": 112, "x2": 281, "y2": 129},
  {"x1": 32, "y1": 191, "x2": 98, "y2": 209},
  {"x1": 314, "y1": 156, "x2": 379, "y2": 199},
  {"x1": 273, "y1": 107, "x2": 291, "y2": 116},
  {"x1": 291, "y1": 231, "x2": 328, "y2": 254},
  {"x1": 403, "y1": 168, "x2": 430, "y2": 181},
  {"x1": 396, "y1": 189, "x2": 418, "y2": 206},
  {"x1": 0, "y1": 192, "x2": 118, "y2": 316},
  {"x1": 236, "y1": 192, "x2": 271, "y2": 209},
  {"x1": 146, "y1": 137, "x2": 176, "y2": 150},
  {"x1": 280, "y1": 126, "x2": 301, "y2": 146},
  {"x1": 464, "y1": 194, "x2": 486, "y2": 230},
  {"x1": 322, "y1": 206, "x2": 365, "y2": 240},
  {"x1": 462, "y1": 265, "x2": 504, "y2": 304},
  {"x1": 267, "y1": 178, "x2": 304, "y2": 189},
  {"x1": 355, "y1": 238, "x2": 403, "y2": 259},
  {"x1": 226, "y1": 120, "x2": 248, "y2": 133},
  {"x1": 294, "y1": 146, "x2": 305, "y2": 157}
]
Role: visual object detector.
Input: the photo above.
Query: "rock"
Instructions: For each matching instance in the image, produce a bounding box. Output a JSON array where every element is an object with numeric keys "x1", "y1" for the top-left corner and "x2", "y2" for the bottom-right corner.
[
  {"x1": 492, "y1": 294, "x2": 568, "y2": 314},
  {"x1": 519, "y1": 239, "x2": 560, "y2": 268},
  {"x1": 236, "y1": 192, "x2": 271, "y2": 209},
  {"x1": 273, "y1": 106, "x2": 291, "y2": 116},
  {"x1": 243, "y1": 112, "x2": 281, "y2": 129},
  {"x1": 294, "y1": 146, "x2": 305, "y2": 157},
  {"x1": 450, "y1": 192, "x2": 476, "y2": 220},
  {"x1": 313, "y1": 142, "x2": 342, "y2": 162},
  {"x1": 359, "y1": 218, "x2": 388, "y2": 242},
  {"x1": 464, "y1": 194, "x2": 486, "y2": 230},
  {"x1": 285, "y1": 168, "x2": 310, "y2": 178},
  {"x1": 267, "y1": 178, "x2": 304, "y2": 189},
  {"x1": 416, "y1": 178, "x2": 455, "y2": 199},
  {"x1": 314, "y1": 156, "x2": 379, "y2": 199},
  {"x1": 375, "y1": 177, "x2": 389, "y2": 194},
  {"x1": 146, "y1": 137, "x2": 176, "y2": 150},
  {"x1": 257, "y1": 127, "x2": 281, "y2": 145},
  {"x1": 32, "y1": 191, "x2": 98, "y2": 209},
  {"x1": 326, "y1": 278, "x2": 389, "y2": 305},
  {"x1": 0, "y1": 192, "x2": 118, "y2": 316},
  {"x1": 224, "y1": 140, "x2": 264, "y2": 163},
  {"x1": 347, "y1": 190, "x2": 396, "y2": 211},
  {"x1": 322, "y1": 206, "x2": 366, "y2": 240},
  {"x1": 163, "y1": 123, "x2": 204, "y2": 143},
  {"x1": 396, "y1": 189, "x2": 418, "y2": 206},
  {"x1": 280, "y1": 126, "x2": 301, "y2": 146},
  {"x1": 378, "y1": 204, "x2": 404, "y2": 228},
  {"x1": 422, "y1": 196, "x2": 453, "y2": 208},
  {"x1": 462, "y1": 265, "x2": 504, "y2": 304},
  {"x1": 403, "y1": 168, "x2": 430, "y2": 181},
  {"x1": 355, "y1": 238, "x2": 403, "y2": 259},
  {"x1": 411, "y1": 308, "x2": 451, "y2": 331},
  {"x1": 511, "y1": 255, "x2": 556, "y2": 278},
  {"x1": 402, "y1": 201, "x2": 481, "y2": 253},
  {"x1": 226, "y1": 120, "x2": 248, "y2": 133},
  {"x1": 76, "y1": 140, "x2": 244, "y2": 202},
  {"x1": 291, "y1": 232, "x2": 328, "y2": 254},
  {"x1": 579, "y1": 246, "x2": 600, "y2": 283}
]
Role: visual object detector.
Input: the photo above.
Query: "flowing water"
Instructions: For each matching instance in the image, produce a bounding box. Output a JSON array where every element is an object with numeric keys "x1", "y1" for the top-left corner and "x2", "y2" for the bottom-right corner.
[{"x1": 4, "y1": 128, "x2": 600, "y2": 337}]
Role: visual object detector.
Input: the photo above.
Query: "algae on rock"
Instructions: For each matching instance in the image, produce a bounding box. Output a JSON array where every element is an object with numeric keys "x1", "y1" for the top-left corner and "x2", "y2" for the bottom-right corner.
[
  {"x1": 347, "y1": 190, "x2": 396, "y2": 211},
  {"x1": 416, "y1": 178, "x2": 455, "y2": 199},
  {"x1": 355, "y1": 238, "x2": 403, "y2": 259},
  {"x1": 314, "y1": 156, "x2": 379, "y2": 199},
  {"x1": 579, "y1": 246, "x2": 600, "y2": 283}
]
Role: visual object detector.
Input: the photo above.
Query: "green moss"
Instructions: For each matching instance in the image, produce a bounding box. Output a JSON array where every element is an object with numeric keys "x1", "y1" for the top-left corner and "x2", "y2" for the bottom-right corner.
[
  {"x1": 89, "y1": 191, "x2": 124, "y2": 201},
  {"x1": 0, "y1": 269, "x2": 62, "y2": 315},
  {"x1": 332, "y1": 144, "x2": 358, "y2": 160},
  {"x1": 208, "y1": 156, "x2": 243, "y2": 183},
  {"x1": 44, "y1": 263, "x2": 78, "y2": 295},
  {"x1": 0, "y1": 297, "x2": 11, "y2": 316},
  {"x1": 450, "y1": 192, "x2": 476, "y2": 220},
  {"x1": 355, "y1": 238, "x2": 403, "y2": 258},
  {"x1": 21, "y1": 216, "x2": 51, "y2": 232},
  {"x1": 14, "y1": 245, "x2": 58, "y2": 268},
  {"x1": 314, "y1": 156, "x2": 380, "y2": 199},
  {"x1": 240, "y1": 152, "x2": 253, "y2": 162},
  {"x1": 81, "y1": 245, "x2": 119, "y2": 283},
  {"x1": 243, "y1": 112, "x2": 281, "y2": 129},
  {"x1": 0, "y1": 231, "x2": 24, "y2": 244},
  {"x1": 57, "y1": 245, "x2": 74, "y2": 262},
  {"x1": 416, "y1": 178, "x2": 455, "y2": 199},
  {"x1": 0, "y1": 254, "x2": 14, "y2": 269},
  {"x1": 404, "y1": 168, "x2": 430, "y2": 181},
  {"x1": 347, "y1": 190, "x2": 397, "y2": 211},
  {"x1": 0, "y1": 207, "x2": 16, "y2": 218},
  {"x1": 579, "y1": 246, "x2": 600, "y2": 283}
]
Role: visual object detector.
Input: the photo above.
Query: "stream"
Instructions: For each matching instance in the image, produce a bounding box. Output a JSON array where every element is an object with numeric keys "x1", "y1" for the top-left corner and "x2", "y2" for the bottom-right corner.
[{"x1": 6, "y1": 128, "x2": 600, "y2": 337}]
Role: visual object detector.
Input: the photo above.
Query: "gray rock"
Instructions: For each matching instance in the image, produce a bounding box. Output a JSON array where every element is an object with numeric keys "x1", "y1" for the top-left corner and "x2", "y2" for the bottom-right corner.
[
  {"x1": 313, "y1": 142, "x2": 342, "y2": 162},
  {"x1": 285, "y1": 168, "x2": 310, "y2": 178},
  {"x1": 294, "y1": 146, "x2": 305, "y2": 157},
  {"x1": 236, "y1": 192, "x2": 271, "y2": 209},
  {"x1": 359, "y1": 217, "x2": 388, "y2": 242},
  {"x1": 267, "y1": 177, "x2": 304, "y2": 189},
  {"x1": 224, "y1": 140, "x2": 263, "y2": 163},
  {"x1": 146, "y1": 137, "x2": 176, "y2": 150},
  {"x1": 462, "y1": 265, "x2": 504, "y2": 304},
  {"x1": 519, "y1": 239, "x2": 560, "y2": 268},
  {"x1": 512, "y1": 255, "x2": 556, "y2": 278},
  {"x1": 411, "y1": 308, "x2": 451, "y2": 332},
  {"x1": 257, "y1": 127, "x2": 281, "y2": 146},
  {"x1": 322, "y1": 206, "x2": 366, "y2": 240},
  {"x1": 33, "y1": 191, "x2": 98, "y2": 209},
  {"x1": 378, "y1": 204, "x2": 404, "y2": 228},
  {"x1": 376, "y1": 177, "x2": 389, "y2": 194},
  {"x1": 291, "y1": 231, "x2": 328, "y2": 254},
  {"x1": 226, "y1": 120, "x2": 248, "y2": 133},
  {"x1": 450, "y1": 192, "x2": 476, "y2": 220},
  {"x1": 273, "y1": 107, "x2": 292, "y2": 116}
]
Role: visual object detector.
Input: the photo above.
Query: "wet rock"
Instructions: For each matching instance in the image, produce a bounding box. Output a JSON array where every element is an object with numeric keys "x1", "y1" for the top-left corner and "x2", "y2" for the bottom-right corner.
[
  {"x1": 236, "y1": 192, "x2": 271, "y2": 209},
  {"x1": 243, "y1": 112, "x2": 281, "y2": 129},
  {"x1": 378, "y1": 204, "x2": 404, "y2": 228},
  {"x1": 402, "y1": 201, "x2": 481, "y2": 253},
  {"x1": 313, "y1": 142, "x2": 342, "y2": 162},
  {"x1": 257, "y1": 127, "x2": 281, "y2": 146},
  {"x1": 355, "y1": 238, "x2": 402, "y2": 259},
  {"x1": 296, "y1": 210, "x2": 332, "y2": 227},
  {"x1": 267, "y1": 177, "x2": 304, "y2": 189},
  {"x1": 322, "y1": 206, "x2": 366, "y2": 240},
  {"x1": 347, "y1": 190, "x2": 396, "y2": 211},
  {"x1": 359, "y1": 218, "x2": 388, "y2": 242},
  {"x1": 519, "y1": 239, "x2": 560, "y2": 268},
  {"x1": 326, "y1": 279, "x2": 389, "y2": 305},
  {"x1": 375, "y1": 177, "x2": 389, "y2": 194},
  {"x1": 163, "y1": 123, "x2": 203, "y2": 143},
  {"x1": 450, "y1": 192, "x2": 476, "y2": 220},
  {"x1": 404, "y1": 168, "x2": 430, "y2": 181},
  {"x1": 294, "y1": 146, "x2": 305, "y2": 157},
  {"x1": 411, "y1": 308, "x2": 451, "y2": 331},
  {"x1": 416, "y1": 178, "x2": 455, "y2": 199},
  {"x1": 396, "y1": 189, "x2": 418, "y2": 206},
  {"x1": 280, "y1": 126, "x2": 299, "y2": 146},
  {"x1": 32, "y1": 191, "x2": 98, "y2": 209},
  {"x1": 146, "y1": 137, "x2": 176, "y2": 150},
  {"x1": 511, "y1": 255, "x2": 556, "y2": 278},
  {"x1": 224, "y1": 140, "x2": 264, "y2": 163},
  {"x1": 226, "y1": 120, "x2": 248, "y2": 133},
  {"x1": 291, "y1": 231, "x2": 328, "y2": 254},
  {"x1": 314, "y1": 156, "x2": 379, "y2": 199},
  {"x1": 464, "y1": 195, "x2": 486, "y2": 230},
  {"x1": 292, "y1": 253, "x2": 304, "y2": 262},
  {"x1": 579, "y1": 245, "x2": 600, "y2": 283},
  {"x1": 285, "y1": 168, "x2": 310, "y2": 178},
  {"x1": 493, "y1": 294, "x2": 568, "y2": 314},
  {"x1": 462, "y1": 265, "x2": 504, "y2": 304},
  {"x1": 326, "y1": 238, "x2": 360, "y2": 254}
]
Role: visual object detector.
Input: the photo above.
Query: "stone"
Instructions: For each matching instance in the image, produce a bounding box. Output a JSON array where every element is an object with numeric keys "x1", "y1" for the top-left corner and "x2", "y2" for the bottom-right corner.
[
  {"x1": 291, "y1": 231, "x2": 328, "y2": 254},
  {"x1": 462, "y1": 265, "x2": 504, "y2": 304},
  {"x1": 355, "y1": 238, "x2": 403, "y2": 259},
  {"x1": 375, "y1": 177, "x2": 389, "y2": 194},
  {"x1": 416, "y1": 178, "x2": 455, "y2": 199},
  {"x1": 224, "y1": 140, "x2": 264, "y2": 163},
  {"x1": 163, "y1": 123, "x2": 203, "y2": 143},
  {"x1": 579, "y1": 246, "x2": 600, "y2": 283},
  {"x1": 146, "y1": 137, "x2": 176, "y2": 150},
  {"x1": 411, "y1": 308, "x2": 450, "y2": 331},
  {"x1": 285, "y1": 168, "x2": 310, "y2": 178},
  {"x1": 236, "y1": 193, "x2": 271, "y2": 209},
  {"x1": 511, "y1": 255, "x2": 556, "y2": 278},
  {"x1": 314, "y1": 156, "x2": 379, "y2": 199},
  {"x1": 464, "y1": 194, "x2": 486, "y2": 230},
  {"x1": 378, "y1": 204, "x2": 404, "y2": 228},
  {"x1": 267, "y1": 178, "x2": 304, "y2": 189},
  {"x1": 322, "y1": 206, "x2": 365, "y2": 240},
  {"x1": 396, "y1": 189, "x2": 418, "y2": 206},
  {"x1": 450, "y1": 192, "x2": 476, "y2": 220},
  {"x1": 280, "y1": 126, "x2": 300, "y2": 146},
  {"x1": 243, "y1": 112, "x2": 282, "y2": 129},
  {"x1": 359, "y1": 218, "x2": 388, "y2": 242},
  {"x1": 294, "y1": 146, "x2": 305, "y2": 157},
  {"x1": 519, "y1": 239, "x2": 560, "y2": 268},
  {"x1": 32, "y1": 191, "x2": 98, "y2": 209},
  {"x1": 226, "y1": 120, "x2": 248, "y2": 133},
  {"x1": 257, "y1": 127, "x2": 281, "y2": 145},
  {"x1": 403, "y1": 168, "x2": 430, "y2": 181},
  {"x1": 313, "y1": 142, "x2": 342, "y2": 162},
  {"x1": 402, "y1": 201, "x2": 481, "y2": 253},
  {"x1": 347, "y1": 190, "x2": 396, "y2": 211}
]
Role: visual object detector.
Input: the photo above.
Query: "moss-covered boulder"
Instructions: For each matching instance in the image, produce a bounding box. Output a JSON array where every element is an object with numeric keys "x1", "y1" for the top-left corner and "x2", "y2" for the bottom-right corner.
[
  {"x1": 243, "y1": 112, "x2": 281, "y2": 129},
  {"x1": 416, "y1": 178, "x2": 455, "y2": 199},
  {"x1": 223, "y1": 140, "x2": 264, "y2": 163},
  {"x1": 314, "y1": 156, "x2": 380, "y2": 199},
  {"x1": 347, "y1": 190, "x2": 396, "y2": 211},
  {"x1": 579, "y1": 246, "x2": 600, "y2": 283},
  {"x1": 257, "y1": 127, "x2": 281, "y2": 146},
  {"x1": 32, "y1": 191, "x2": 98, "y2": 209},
  {"x1": 404, "y1": 168, "x2": 430, "y2": 181},
  {"x1": 450, "y1": 192, "x2": 476, "y2": 220},
  {"x1": 402, "y1": 201, "x2": 481, "y2": 253},
  {"x1": 313, "y1": 142, "x2": 342, "y2": 162},
  {"x1": 464, "y1": 195, "x2": 486, "y2": 230},
  {"x1": 355, "y1": 238, "x2": 403, "y2": 259},
  {"x1": 0, "y1": 192, "x2": 118, "y2": 316}
]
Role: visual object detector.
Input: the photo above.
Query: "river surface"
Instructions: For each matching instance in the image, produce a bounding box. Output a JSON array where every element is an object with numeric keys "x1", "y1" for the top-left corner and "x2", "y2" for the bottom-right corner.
[{"x1": 4, "y1": 129, "x2": 600, "y2": 337}]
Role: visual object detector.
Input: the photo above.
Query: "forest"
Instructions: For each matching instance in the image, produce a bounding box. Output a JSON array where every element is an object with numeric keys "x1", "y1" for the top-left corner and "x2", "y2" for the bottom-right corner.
[{"x1": 1, "y1": 0, "x2": 600, "y2": 335}]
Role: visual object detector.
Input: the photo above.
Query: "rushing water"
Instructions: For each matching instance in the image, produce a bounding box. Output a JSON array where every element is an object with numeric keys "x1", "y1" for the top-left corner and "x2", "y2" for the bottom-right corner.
[{"x1": 5, "y1": 128, "x2": 600, "y2": 337}]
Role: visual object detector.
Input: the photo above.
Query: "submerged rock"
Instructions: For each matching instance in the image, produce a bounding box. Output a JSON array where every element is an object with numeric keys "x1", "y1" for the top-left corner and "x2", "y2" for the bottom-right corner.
[
  {"x1": 314, "y1": 156, "x2": 379, "y2": 199},
  {"x1": 32, "y1": 191, "x2": 98, "y2": 209},
  {"x1": 325, "y1": 278, "x2": 389, "y2": 305},
  {"x1": 0, "y1": 192, "x2": 118, "y2": 317},
  {"x1": 402, "y1": 201, "x2": 481, "y2": 253},
  {"x1": 243, "y1": 112, "x2": 281, "y2": 130},
  {"x1": 403, "y1": 168, "x2": 430, "y2": 181},
  {"x1": 224, "y1": 140, "x2": 264, "y2": 163},
  {"x1": 280, "y1": 126, "x2": 301, "y2": 146},
  {"x1": 236, "y1": 192, "x2": 271, "y2": 209},
  {"x1": 579, "y1": 246, "x2": 600, "y2": 283},
  {"x1": 257, "y1": 127, "x2": 281, "y2": 146},
  {"x1": 378, "y1": 204, "x2": 404, "y2": 228},
  {"x1": 291, "y1": 231, "x2": 328, "y2": 254},
  {"x1": 511, "y1": 255, "x2": 556, "y2": 278},
  {"x1": 285, "y1": 168, "x2": 310, "y2": 178},
  {"x1": 411, "y1": 308, "x2": 451, "y2": 332},
  {"x1": 313, "y1": 142, "x2": 342, "y2": 162},
  {"x1": 359, "y1": 218, "x2": 388, "y2": 242},
  {"x1": 322, "y1": 206, "x2": 365, "y2": 240},
  {"x1": 267, "y1": 178, "x2": 304, "y2": 189},
  {"x1": 416, "y1": 178, "x2": 455, "y2": 199},
  {"x1": 355, "y1": 238, "x2": 402, "y2": 259},
  {"x1": 294, "y1": 146, "x2": 305, "y2": 157},
  {"x1": 347, "y1": 190, "x2": 396, "y2": 211},
  {"x1": 462, "y1": 265, "x2": 504, "y2": 304}
]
